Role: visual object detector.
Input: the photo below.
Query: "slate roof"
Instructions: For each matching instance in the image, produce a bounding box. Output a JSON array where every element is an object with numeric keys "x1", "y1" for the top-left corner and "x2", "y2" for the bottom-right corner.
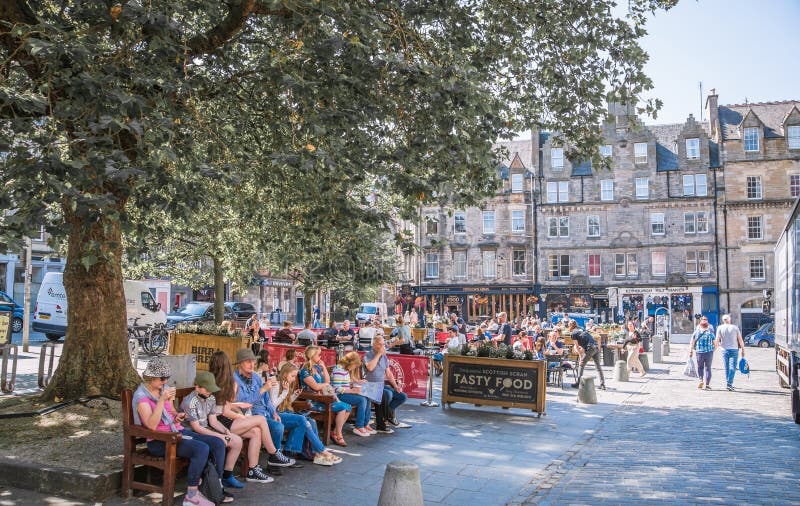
[
  {"x1": 718, "y1": 100, "x2": 800, "y2": 140},
  {"x1": 647, "y1": 123, "x2": 683, "y2": 172}
]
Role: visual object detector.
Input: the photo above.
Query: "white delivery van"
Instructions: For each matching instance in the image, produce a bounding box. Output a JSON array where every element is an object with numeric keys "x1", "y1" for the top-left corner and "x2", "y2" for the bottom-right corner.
[
  {"x1": 355, "y1": 302, "x2": 389, "y2": 326},
  {"x1": 33, "y1": 272, "x2": 167, "y2": 341}
]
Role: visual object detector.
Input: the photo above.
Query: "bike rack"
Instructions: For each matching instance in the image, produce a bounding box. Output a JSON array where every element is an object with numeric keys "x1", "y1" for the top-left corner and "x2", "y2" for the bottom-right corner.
[
  {"x1": 1, "y1": 343, "x2": 18, "y2": 393},
  {"x1": 129, "y1": 338, "x2": 139, "y2": 369},
  {"x1": 38, "y1": 342, "x2": 58, "y2": 389}
]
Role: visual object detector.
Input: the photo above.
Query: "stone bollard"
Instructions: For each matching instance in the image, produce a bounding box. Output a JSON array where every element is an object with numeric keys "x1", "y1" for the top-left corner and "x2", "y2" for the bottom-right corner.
[
  {"x1": 614, "y1": 360, "x2": 629, "y2": 382},
  {"x1": 378, "y1": 461, "x2": 423, "y2": 506},
  {"x1": 639, "y1": 353, "x2": 650, "y2": 373},
  {"x1": 577, "y1": 377, "x2": 597, "y2": 404}
]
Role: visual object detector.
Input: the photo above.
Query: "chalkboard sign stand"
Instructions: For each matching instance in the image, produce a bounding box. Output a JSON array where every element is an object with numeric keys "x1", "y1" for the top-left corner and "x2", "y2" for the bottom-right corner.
[{"x1": 441, "y1": 355, "x2": 546, "y2": 417}]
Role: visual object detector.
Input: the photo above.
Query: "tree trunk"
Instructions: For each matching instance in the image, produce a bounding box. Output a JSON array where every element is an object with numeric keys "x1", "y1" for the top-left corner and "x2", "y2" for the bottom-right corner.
[
  {"x1": 213, "y1": 256, "x2": 225, "y2": 323},
  {"x1": 41, "y1": 210, "x2": 140, "y2": 401},
  {"x1": 303, "y1": 288, "x2": 315, "y2": 324}
]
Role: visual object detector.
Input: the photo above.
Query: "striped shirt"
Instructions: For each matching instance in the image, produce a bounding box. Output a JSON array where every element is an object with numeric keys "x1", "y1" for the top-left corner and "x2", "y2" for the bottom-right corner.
[{"x1": 331, "y1": 366, "x2": 351, "y2": 394}]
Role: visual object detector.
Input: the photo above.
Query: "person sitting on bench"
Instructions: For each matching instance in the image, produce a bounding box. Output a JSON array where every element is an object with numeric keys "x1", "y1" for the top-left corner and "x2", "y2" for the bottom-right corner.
[{"x1": 133, "y1": 358, "x2": 220, "y2": 506}]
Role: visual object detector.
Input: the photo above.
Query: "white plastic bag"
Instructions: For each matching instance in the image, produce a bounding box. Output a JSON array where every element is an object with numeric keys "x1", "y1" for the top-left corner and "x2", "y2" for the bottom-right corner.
[{"x1": 683, "y1": 355, "x2": 698, "y2": 378}]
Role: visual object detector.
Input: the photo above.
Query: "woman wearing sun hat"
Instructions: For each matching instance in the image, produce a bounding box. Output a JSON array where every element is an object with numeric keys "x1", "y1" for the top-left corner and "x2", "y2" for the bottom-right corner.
[{"x1": 132, "y1": 358, "x2": 222, "y2": 506}]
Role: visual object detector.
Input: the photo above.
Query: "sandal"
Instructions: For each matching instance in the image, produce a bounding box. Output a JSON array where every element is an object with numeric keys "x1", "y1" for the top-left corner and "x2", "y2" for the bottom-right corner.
[{"x1": 331, "y1": 432, "x2": 348, "y2": 447}]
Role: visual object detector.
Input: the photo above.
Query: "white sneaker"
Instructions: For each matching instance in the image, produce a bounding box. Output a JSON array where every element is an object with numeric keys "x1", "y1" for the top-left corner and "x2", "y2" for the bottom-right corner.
[
  {"x1": 366, "y1": 425, "x2": 377, "y2": 435},
  {"x1": 352, "y1": 427, "x2": 371, "y2": 437},
  {"x1": 183, "y1": 491, "x2": 214, "y2": 506}
]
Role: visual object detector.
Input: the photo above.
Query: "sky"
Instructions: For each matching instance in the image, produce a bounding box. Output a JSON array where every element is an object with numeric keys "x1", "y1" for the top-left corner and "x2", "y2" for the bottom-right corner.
[{"x1": 639, "y1": 0, "x2": 800, "y2": 125}]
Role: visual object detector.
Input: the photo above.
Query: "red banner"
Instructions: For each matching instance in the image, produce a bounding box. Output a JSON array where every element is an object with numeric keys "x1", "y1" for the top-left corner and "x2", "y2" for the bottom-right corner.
[
  {"x1": 357, "y1": 351, "x2": 430, "y2": 400},
  {"x1": 259, "y1": 343, "x2": 337, "y2": 372},
  {"x1": 258, "y1": 344, "x2": 430, "y2": 399}
]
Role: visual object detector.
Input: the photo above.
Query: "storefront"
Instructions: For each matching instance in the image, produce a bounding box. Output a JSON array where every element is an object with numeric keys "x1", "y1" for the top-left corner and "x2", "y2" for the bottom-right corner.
[
  {"x1": 539, "y1": 289, "x2": 608, "y2": 321},
  {"x1": 608, "y1": 285, "x2": 718, "y2": 343},
  {"x1": 417, "y1": 285, "x2": 535, "y2": 323}
]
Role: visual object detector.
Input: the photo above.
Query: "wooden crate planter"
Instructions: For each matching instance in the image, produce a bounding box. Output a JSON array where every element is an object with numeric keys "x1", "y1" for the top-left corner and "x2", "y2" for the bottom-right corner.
[
  {"x1": 411, "y1": 328, "x2": 427, "y2": 342},
  {"x1": 168, "y1": 333, "x2": 251, "y2": 371},
  {"x1": 441, "y1": 355, "x2": 546, "y2": 416}
]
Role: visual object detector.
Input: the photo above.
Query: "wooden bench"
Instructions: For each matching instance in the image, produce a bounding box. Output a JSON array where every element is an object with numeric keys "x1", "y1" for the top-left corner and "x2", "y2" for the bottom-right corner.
[
  {"x1": 297, "y1": 391, "x2": 336, "y2": 445},
  {"x1": 122, "y1": 387, "x2": 253, "y2": 506},
  {"x1": 122, "y1": 387, "x2": 192, "y2": 506}
]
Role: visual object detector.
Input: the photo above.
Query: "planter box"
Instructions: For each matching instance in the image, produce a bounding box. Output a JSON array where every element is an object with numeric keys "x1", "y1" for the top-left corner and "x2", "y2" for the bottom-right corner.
[
  {"x1": 411, "y1": 328, "x2": 427, "y2": 342},
  {"x1": 441, "y1": 355, "x2": 546, "y2": 416},
  {"x1": 168, "y1": 333, "x2": 251, "y2": 371}
]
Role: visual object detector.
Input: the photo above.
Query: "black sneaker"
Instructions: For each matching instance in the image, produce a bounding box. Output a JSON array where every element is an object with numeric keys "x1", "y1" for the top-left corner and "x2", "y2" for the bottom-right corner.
[
  {"x1": 598, "y1": 384, "x2": 606, "y2": 391},
  {"x1": 268, "y1": 450, "x2": 295, "y2": 467},
  {"x1": 726, "y1": 385, "x2": 735, "y2": 391},
  {"x1": 570, "y1": 383, "x2": 579, "y2": 389},
  {"x1": 246, "y1": 465, "x2": 274, "y2": 483},
  {"x1": 388, "y1": 416, "x2": 399, "y2": 426}
]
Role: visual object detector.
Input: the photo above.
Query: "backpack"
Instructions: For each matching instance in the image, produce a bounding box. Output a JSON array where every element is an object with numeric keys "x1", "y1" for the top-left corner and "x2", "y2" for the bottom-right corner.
[{"x1": 199, "y1": 459, "x2": 224, "y2": 505}]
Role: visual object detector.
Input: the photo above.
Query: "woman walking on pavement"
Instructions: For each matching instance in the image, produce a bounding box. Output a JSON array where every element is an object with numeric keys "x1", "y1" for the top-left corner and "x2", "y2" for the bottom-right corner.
[
  {"x1": 623, "y1": 321, "x2": 646, "y2": 378},
  {"x1": 689, "y1": 316, "x2": 716, "y2": 390}
]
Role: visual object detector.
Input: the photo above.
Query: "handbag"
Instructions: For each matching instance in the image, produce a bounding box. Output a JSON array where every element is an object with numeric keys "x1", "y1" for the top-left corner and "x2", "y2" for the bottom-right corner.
[
  {"x1": 299, "y1": 436, "x2": 316, "y2": 461},
  {"x1": 199, "y1": 459, "x2": 224, "y2": 505}
]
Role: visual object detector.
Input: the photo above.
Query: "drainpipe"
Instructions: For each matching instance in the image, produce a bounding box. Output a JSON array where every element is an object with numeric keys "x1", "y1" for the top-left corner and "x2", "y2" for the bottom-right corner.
[{"x1": 712, "y1": 167, "x2": 722, "y2": 312}]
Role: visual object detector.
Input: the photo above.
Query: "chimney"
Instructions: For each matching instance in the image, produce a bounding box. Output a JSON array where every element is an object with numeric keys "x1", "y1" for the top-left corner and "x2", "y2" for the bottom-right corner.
[{"x1": 705, "y1": 89, "x2": 719, "y2": 140}]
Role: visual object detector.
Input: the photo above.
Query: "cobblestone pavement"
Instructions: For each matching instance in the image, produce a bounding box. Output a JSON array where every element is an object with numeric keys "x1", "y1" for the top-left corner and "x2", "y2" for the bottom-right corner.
[
  {"x1": 1, "y1": 344, "x2": 796, "y2": 505},
  {"x1": 509, "y1": 345, "x2": 800, "y2": 506}
]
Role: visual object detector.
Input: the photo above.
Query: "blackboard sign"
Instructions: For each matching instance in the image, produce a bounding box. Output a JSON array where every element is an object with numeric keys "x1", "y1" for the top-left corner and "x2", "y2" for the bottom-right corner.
[{"x1": 441, "y1": 355, "x2": 546, "y2": 414}]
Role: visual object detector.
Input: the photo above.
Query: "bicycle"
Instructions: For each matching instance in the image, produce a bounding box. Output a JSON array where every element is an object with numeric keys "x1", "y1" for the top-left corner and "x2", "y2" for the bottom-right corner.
[{"x1": 128, "y1": 319, "x2": 168, "y2": 356}]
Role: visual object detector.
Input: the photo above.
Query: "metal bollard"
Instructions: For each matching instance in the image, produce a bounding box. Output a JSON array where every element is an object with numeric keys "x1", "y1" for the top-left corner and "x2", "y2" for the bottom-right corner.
[
  {"x1": 38, "y1": 341, "x2": 57, "y2": 389},
  {"x1": 129, "y1": 338, "x2": 139, "y2": 370},
  {"x1": 652, "y1": 332, "x2": 663, "y2": 363},
  {"x1": 1, "y1": 343, "x2": 18, "y2": 393},
  {"x1": 662, "y1": 332, "x2": 670, "y2": 356},
  {"x1": 421, "y1": 353, "x2": 439, "y2": 407},
  {"x1": 614, "y1": 360, "x2": 629, "y2": 382}
]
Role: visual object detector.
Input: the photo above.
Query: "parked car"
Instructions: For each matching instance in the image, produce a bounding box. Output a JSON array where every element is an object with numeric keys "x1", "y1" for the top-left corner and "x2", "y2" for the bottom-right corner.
[
  {"x1": 0, "y1": 290, "x2": 25, "y2": 334},
  {"x1": 224, "y1": 301, "x2": 257, "y2": 321},
  {"x1": 166, "y1": 302, "x2": 234, "y2": 329},
  {"x1": 744, "y1": 321, "x2": 774, "y2": 348}
]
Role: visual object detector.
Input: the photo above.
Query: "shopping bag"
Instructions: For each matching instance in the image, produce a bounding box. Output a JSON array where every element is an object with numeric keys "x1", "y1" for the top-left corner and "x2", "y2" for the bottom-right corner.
[{"x1": 683, "y1": 355, "x2": 698, "y2": 378}]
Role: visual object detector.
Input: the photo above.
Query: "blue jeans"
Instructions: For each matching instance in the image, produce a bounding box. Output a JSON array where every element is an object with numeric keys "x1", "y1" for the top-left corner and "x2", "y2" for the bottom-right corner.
[
  {"x1": 722, "y1": 348, "x2": 739, "y2": 386},
  {"x1": 338, "y1": 392, "x2": 371, "y2": 429},
  {"x1": 147, "y1": 428, "x2": 224, "y2": 487},
  {"x1": 696, "y1": 351, "x2": 714, "y2": 385},
  {"x1": 279, "y1": 411, "x2": 310, "y2": 454},
  {"x1": 265, "y1": 417, "x2": 285, "y2": 451},
  {"x1": 385, "y1": 386, "x2": 407, "y2": 413}
]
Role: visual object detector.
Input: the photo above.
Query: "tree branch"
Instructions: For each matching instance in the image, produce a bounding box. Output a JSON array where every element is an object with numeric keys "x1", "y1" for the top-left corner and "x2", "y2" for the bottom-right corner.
[
  {"x1": 0, "y1": 0, "x2": 42, "y2": 80},
  {"x1": 187, "y1": 0, "x2": 257, "y2": 56}
]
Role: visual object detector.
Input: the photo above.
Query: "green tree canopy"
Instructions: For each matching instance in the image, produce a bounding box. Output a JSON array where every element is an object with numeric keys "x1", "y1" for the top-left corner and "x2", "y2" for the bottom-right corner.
[{"x1": 1, "y1": 0, "x2": 676, "y2": 400}]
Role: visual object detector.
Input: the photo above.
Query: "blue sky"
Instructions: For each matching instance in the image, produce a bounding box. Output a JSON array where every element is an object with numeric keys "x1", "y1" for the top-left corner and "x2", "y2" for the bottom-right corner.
[{"x1": 640, "y1": 0, "x2": 800, "y2": 125}]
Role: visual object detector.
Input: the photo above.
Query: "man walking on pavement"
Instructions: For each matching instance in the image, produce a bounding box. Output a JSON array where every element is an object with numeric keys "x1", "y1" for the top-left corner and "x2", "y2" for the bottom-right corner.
[
  {"x1": 569, "y1": 320, "x2": 606, "y2": 390},
  {"x1": 715, "y1": 314, "x2": 745, "y2": 391}
]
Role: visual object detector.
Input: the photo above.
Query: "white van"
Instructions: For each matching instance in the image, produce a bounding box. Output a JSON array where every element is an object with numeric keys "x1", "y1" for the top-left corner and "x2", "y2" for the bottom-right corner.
[
  {"x1": 355, "y1": 302, "x2": 389, "y2": 326},
  {"x1": 33, "y1": 272, "x2": 167, "y2": 341}
]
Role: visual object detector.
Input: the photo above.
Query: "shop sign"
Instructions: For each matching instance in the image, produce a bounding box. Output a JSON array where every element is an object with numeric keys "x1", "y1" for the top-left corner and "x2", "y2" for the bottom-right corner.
[{"x1": 441, "y1": 355, "x2": 546, "y2": 414}]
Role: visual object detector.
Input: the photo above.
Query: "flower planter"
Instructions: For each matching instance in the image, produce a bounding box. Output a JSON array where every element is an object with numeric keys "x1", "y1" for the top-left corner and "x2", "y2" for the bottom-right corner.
[{"x1": 168, "y1": 332, "x2": 251, "y2": 371}]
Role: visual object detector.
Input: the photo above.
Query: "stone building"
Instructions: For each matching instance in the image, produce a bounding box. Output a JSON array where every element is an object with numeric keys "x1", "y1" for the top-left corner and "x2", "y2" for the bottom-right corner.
[
  {"x1": 708, "y1": 91, "x2": 800, "y2": 334},
  {"x1": 415, "y1": 139, "x2": 537, "y2": 322},
  {"x1": 536, "y1": 103, "x2": 720, "y2": 340}
]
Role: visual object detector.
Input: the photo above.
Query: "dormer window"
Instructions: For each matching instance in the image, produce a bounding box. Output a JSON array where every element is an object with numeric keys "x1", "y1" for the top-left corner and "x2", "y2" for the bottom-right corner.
[
  {"x1": 744, "y1": 127, "x2": 759, "y2": 152},
  {"x1": 788, "y1": 125, "x2": 800, "y2": 150},
  {"x1": 551, "y1": 148, "x2": 564, "y2": 171},
  {"x1": 685, "y1": 138, "x2": 700, "y2": 159},
  {"x1": 634, "y1": 142, "x2": 648, "y2": 164},
  {"x1": 511, "y1": 173, "x2": 524, "y2": 193}
]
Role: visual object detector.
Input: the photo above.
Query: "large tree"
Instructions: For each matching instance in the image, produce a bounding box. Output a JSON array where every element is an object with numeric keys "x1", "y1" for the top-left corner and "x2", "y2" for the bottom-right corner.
[{"x1": 0, "y1": 0, "x2": 676, "y2": 400}]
